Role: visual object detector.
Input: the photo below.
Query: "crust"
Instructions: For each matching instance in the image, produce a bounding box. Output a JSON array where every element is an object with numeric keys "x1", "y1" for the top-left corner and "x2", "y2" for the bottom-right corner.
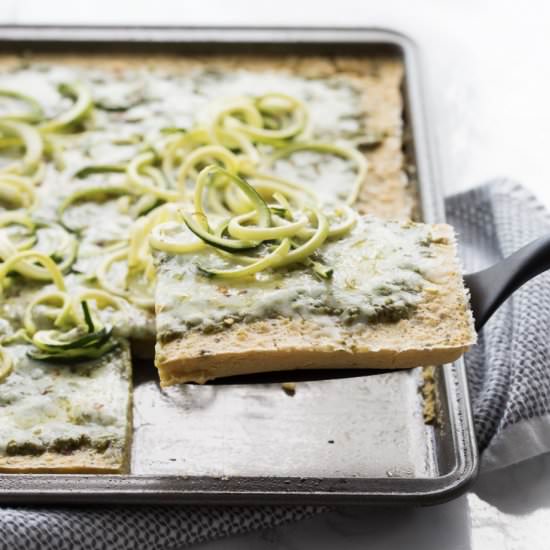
[
  {"x1": 0, "y1": 413, "x2": 132, "y2": 474},
  {"x1": 156, "y1": 225, "x2": 476, "y2": 385},
  {"x1": 158, "y1": 339, "x2": 470, "y2": 386},
  {"x1": 0, "y1": 447, "x2": 126, "y2": 473}
]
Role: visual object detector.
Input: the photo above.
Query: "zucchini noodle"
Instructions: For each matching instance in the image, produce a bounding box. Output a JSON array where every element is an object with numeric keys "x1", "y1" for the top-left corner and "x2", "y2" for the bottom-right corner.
[
  {"x1": 176, "y1": 145, "x2": 240, "y2": 193},
  {"x1": 227, "y1": 210, "x2": 308, "y2": 241},
  {"x1": 96, "y1": 204, "x2": 186, "y2": 308},
  {"x1": 176, "y1": 166, "x2": 273, "y2": 253},
  {"x1": 36, "y1": 223, "x2": 78, "y2": 270},
  {"x1": 212, "y1": 94, "x2": 307, "y2": 143},
  {"x1": 194, "y1": 166, "x2": 271, "y2": 225},
  {"x1": 277, "y1": 209, "x2": 330, "y2": 267},
  {"x1": 0, "y1": 120, "x2": 44, "y2": 176},
  {"x1": 24, "y1": 290, "x2": 74, "y2": 335},
  {"x1": 74, "y1": 163, "x2": 126, "y2": 179},
  {"x1": 0, "y1": 174, "x2": 36, "y2": 209},
  {"x1": 28, "y1": 162, "x2": 46, "y2": 186},
  {"x1": 223, "y1": 182, "x2": 253, "y2": 215},
  {"x1": 0, "y1": 136, "x2": 21, "y2": 148},
  {"x1": 0, "y1": 89, "x2": 44, "y2": 123},
  {"x1": 40, "y1": 82, "x2": 94, "y2": 134},
  {"x1": 210, "y1": 127, "x2": 261, "y2": 172},
  {"x1": 0, "y1": 345, "x2": 13, "y2": 382},
  {"x1": 127, "y1": 151, "x2": 180, "y2": 202},
  {"x1": 266, "y1": 141, "x2": 368, "y2": 205},
  {"x1": 161, "y1": 128, "x2": 210, "y2": 178},
  {"x1": 0, "y1": 213, "x2": 77, "y2": 273},
  {"x1": 97, "y1": 246, "x2": 155, "y2": 309},
  {"x1": 198, "y1": 238, "x2": 291, "y2": 279},
  {"x1": 128, "y1": 203, "x2": 180, "y2": 271},
  {"x1": 300, "y1": 204, "x2": 357, "y2": 239},
  {"x1": 248, "y1": 173, "x2": 317, "y2": 207},
  {"x1": 74, "y1": 289, "x2": 125, "y2": 314},
  {"x1": 23, "y1": 287, "x2": 124, "y2": 362},
  {"x1": 0, "y1": 212, "x2": 36, "y2": 250},
  {"x1": 167, "y1": 164, "x2": 352, "y2": 278},
  {"x1": 182, "y1": 211, "x2": 258, "y2": 252},
  {"x1": 205, "y1": 176, "x2": 231, "y2": 216},
  {"x1": 0, "y1": 248, "x2": 66, "y2": 288}
]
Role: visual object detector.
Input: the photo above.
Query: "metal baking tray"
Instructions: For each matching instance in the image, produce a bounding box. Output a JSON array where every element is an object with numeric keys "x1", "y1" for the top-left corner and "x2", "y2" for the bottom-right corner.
[{"x1": 0, "y1": 25, "x2": 478, "y2": 505}]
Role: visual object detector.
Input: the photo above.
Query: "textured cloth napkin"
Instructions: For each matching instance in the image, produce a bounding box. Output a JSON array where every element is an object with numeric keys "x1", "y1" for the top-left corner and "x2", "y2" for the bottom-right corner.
[
  {"x1": 446, "y1": 180, "x2": 550, "y2": 471},
  {"x1": 2, "y1": 180, "x2": 550, "y2": 549}
]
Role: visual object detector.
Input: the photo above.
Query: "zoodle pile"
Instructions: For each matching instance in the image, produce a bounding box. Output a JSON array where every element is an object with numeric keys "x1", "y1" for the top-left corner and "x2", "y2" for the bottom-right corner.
[{"x1": 0, "y1": 76, "x2": 368, "y2": 369}]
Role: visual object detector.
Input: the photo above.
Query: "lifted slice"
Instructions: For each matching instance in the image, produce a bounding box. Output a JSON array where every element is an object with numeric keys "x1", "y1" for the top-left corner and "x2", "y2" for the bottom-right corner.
[{"x1": 154, "y1": 216, "x2": 476, "y2": 385}]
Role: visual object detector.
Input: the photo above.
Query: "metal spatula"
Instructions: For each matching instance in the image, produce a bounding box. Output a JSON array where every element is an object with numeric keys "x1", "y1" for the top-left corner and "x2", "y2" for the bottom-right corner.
[{"x1": 207, "y1": 234, "x2": 550, "y2": 385}]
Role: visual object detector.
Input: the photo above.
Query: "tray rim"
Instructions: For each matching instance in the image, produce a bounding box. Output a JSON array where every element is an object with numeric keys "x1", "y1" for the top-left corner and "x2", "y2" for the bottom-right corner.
[{"x1": 0, "y1": 24, "x2": 479, "y2": 505}]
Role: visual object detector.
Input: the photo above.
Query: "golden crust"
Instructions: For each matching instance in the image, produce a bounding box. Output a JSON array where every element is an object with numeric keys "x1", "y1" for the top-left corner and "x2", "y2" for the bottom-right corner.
[
  {"x1": 0, "y1": 447, "x2": 126, "y2": 474},
  {"x1": 0, "y1": 409, "x2": 132, "y2": 474}
]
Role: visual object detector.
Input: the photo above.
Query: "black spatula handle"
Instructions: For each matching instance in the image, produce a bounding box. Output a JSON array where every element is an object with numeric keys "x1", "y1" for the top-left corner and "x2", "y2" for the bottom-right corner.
[{"x1": 464, "y1": 234, "x2": 550, "y2": 332}]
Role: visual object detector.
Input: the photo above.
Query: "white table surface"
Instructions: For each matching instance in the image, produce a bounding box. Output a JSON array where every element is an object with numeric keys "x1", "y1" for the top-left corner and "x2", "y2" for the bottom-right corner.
[{"x1": 2, "y1": 2, "x2": 550, "y2": 549}]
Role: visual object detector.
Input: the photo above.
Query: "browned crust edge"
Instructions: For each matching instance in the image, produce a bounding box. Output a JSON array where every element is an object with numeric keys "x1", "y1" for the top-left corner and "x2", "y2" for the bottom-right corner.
[{"x1": 158, "y1": 345, "x2": 471, "y2": 387}]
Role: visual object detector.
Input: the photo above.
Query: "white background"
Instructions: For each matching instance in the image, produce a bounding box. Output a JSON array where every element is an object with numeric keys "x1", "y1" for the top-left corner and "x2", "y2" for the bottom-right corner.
[{"x1": 2, "y1": 1, "x2": 550, "y2": 549}]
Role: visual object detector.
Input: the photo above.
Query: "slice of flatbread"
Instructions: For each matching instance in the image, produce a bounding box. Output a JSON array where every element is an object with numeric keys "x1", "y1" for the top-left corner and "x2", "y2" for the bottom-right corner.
[
  {"x1": 0, "y1": 343, "x2": 132, "y2": 473},
  {"x1": 154, "y1": 216, "x2": 476, "y2": 385}
]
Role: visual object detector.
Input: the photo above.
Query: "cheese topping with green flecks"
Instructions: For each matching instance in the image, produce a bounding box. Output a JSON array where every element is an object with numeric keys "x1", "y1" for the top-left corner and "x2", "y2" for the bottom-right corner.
[{"x1": 155, "y1": 217, "x2": 446, "y2": 340}]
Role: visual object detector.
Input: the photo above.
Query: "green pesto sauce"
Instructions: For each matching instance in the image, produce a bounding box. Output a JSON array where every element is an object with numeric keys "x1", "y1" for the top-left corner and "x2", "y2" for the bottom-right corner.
[{"x1": 155, "y1": 217, "x2": 441, "y2": 340}]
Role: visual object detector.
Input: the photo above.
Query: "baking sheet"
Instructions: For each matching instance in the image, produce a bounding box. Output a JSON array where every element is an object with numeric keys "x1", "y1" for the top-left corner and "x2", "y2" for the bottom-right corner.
[{"x1": 0, "y1": 26, "x2": 478, "y2": 505}]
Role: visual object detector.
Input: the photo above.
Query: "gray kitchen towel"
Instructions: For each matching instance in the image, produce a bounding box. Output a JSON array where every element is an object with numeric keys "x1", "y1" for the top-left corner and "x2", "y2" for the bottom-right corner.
[
  {"x1": 1, "y1": 180, "x2": 550, "y2": 548},
  {"x1": 446, "y1": 179, "x2": 550, "y2": 471}
]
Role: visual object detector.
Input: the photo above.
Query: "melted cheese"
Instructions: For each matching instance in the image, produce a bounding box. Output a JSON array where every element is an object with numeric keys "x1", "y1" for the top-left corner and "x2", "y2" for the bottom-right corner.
[
  {"x1": 1, "y1": 63, "x2": 368, "y2": 340},
  {"x1": 155, "y1": 217, "x2": 443, "y2": 339},
  {"x1": 0, "y1": 343, "x2": 131, "y2": 459}
]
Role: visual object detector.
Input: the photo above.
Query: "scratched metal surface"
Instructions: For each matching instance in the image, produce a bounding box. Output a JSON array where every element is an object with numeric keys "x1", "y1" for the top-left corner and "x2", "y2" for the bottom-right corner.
[
  {"x1": 0, "y1": 26, "x2": 477, "y2": 504},
  {"x1": 132, "y1": 368, "x2": 432, "y2": 478}
]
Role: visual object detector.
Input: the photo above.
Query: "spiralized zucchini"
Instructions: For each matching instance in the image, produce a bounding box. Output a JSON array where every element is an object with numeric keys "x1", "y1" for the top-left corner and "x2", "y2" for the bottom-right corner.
[
  {"x1": 198, "y1": 238, "x2": 291, "y2": 279},
  {"x1": 127, "y1": 151, "x2": 180, "y2": 202},
  {"x1": 0, "y1": 216, "x2": 77, "y2": 279},
  {"x1": 0, "y1": 81, "x2": 372, "y2": 362},
  {"x1": 150, "y1": 221, "x2": 206, "y2": 255},
  {"x1": 0, "y1": 211, "x2": 36, "y2": 250},
  {"x1": 97, "y1": 202, "x2": 190, "y2": 309},
  {"x1": 23, "y1": 289, "x2": 123, "y2": 362},
  {"x1": 211, "y1": 93, "x2": 308, "y2": 143},
  {"x1": 27, "y1": 300, "x2": 117, "y2": 363},
  {"x1": 0, "y1": 174, "x2": 36, "y2": 209},
  {"x1": 0, "y1": 248, "x2": 67, "y2": 288},
  {"x1": 0, "y1": 89, "x2": 44, "y2": 123},
  {"x1": 227, "y1": 210, "x2": 308, "y2": 241},
  {"x1": 0, "y1": 120, "x2": 44, "y2": 177},
  {"x1": 74, "y1": 163, "x2": 126, "y2": 179},
  {"x1": 97, "y1": 246, "x2": 156, "y2": 310},
  {"x1": 152, "y1": 164, "x2": 354, "y2": 279},
  {"x1": 40, "y1": 82, "x2": 94, "y2": 134},
  {"x1": 0, "y1": 345, "x2": 13, "y2": 382},
  {"x1": 266, "y1": 142, "x2": 368, "y2": 205},
  {"x1": 24, "y1": 289, "x2": 74, "y2": 335}
]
